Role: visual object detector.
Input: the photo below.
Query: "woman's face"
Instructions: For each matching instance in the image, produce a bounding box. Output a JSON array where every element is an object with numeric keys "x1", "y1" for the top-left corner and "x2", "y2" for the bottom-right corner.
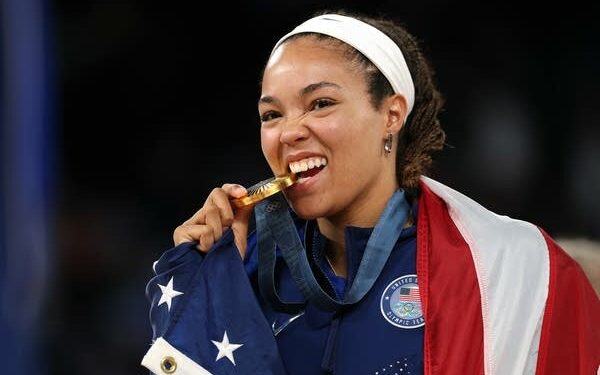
[{"x1": 259, "y1": 37, "x2": 396, "y2": 222}]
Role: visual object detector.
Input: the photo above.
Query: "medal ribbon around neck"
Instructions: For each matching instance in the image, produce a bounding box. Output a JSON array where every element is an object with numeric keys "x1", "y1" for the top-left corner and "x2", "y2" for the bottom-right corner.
[{"x1": 255, "y1": 190, "x2": 410, "y2": 313}]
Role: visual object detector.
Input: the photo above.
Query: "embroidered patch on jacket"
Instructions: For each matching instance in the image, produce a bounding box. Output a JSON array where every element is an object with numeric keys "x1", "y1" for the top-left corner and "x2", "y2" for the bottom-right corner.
[{"x1": 380, "y1": 274, "x2": 424, "y2": 328}]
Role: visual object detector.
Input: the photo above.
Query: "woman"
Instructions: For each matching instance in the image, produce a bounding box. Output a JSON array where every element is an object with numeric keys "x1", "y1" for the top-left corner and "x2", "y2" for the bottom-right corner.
[{"x1": 142, "y1": 10, "x2": 599, "y2": 375}]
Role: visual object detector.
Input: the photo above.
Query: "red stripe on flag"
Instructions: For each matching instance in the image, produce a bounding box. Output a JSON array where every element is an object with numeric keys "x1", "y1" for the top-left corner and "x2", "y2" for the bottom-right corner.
[
  {"x1": 418, "y1": 181, "x2": 484, "y2": 374},
  {"x1": 535, "y1": 229, "x2": 600, "y2": 374}
]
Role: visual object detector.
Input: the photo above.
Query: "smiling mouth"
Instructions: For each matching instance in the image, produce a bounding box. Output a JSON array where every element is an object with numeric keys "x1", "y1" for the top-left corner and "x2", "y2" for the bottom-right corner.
[{"x1": 288, "y1": 157, "x2": 327, "y2": 182}]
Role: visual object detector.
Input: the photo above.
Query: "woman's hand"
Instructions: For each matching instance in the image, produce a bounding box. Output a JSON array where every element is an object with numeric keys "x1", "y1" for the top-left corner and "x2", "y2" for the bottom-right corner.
[{"x1": 173, "y1": 184, "x2": 253, "y2": 258}]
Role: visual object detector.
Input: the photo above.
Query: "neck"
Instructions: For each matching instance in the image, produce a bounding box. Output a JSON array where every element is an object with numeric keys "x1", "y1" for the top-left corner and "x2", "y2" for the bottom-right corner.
[
  {"x1": 317, "y1": 184, "x2": 400, "y2": 279},
  {"x1": 324, "y1": 237, "x2": 347, "y2": 277},
  {"x1": 318, "y1": 182, "x2": 398, "y2": 236}
]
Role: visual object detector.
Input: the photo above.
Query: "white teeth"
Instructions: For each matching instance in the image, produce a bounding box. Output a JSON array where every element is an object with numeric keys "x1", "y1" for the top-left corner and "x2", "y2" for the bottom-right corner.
[{"x1": 288, "y1": 157, "x2": 327, "y2": 174}]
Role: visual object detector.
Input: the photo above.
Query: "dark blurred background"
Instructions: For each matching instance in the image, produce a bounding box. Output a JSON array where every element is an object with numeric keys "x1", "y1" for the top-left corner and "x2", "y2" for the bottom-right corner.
[{"x1": 1, "y1": 0, "x2": 598, "y2": 374}]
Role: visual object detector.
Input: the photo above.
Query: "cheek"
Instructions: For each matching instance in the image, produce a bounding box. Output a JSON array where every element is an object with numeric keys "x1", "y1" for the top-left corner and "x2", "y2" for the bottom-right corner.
[
  {"x1": 335, "y1": 118, "x2": 381, "y2": 161},
  {"x1": 260, "y1": 127, "x2": 280, "y2": 165}
]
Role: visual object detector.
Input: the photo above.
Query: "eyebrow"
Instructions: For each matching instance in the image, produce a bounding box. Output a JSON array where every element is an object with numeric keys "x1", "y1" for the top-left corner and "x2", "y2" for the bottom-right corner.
[{"x1": 258, "y1": 81, "x2": 341, "y2": 106}]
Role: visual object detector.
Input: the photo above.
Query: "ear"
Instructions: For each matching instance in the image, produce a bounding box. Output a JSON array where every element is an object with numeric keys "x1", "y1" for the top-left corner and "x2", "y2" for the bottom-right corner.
[{"x1": 383, "y1": 94, "x2": 408, "y2": 135}]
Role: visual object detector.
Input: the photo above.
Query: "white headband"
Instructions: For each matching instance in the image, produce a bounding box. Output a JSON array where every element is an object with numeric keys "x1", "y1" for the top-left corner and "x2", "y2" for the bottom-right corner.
[{"x1": 272, "y1": 14, "x2": 415, "y2": 116}]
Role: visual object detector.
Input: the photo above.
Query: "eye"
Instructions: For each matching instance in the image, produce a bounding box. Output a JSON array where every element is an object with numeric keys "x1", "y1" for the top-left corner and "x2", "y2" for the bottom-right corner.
[
  {"x1": 260, "y1": 110, "x2": 281, "y2": 123},
  {"x1": 311, "y1": 98, "x2": 335, "y2": 111}
]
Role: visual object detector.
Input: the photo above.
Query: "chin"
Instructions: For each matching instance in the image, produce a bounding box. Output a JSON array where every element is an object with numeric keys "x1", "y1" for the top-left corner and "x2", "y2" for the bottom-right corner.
[{"x1": 288, "y1": 201, "x2": 325, "y2": 220}]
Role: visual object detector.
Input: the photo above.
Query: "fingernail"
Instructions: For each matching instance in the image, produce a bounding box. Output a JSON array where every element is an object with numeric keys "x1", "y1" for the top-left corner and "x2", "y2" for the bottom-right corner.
[{"x1": 233, "y1": 184, "x2": 246, "y2": 196}]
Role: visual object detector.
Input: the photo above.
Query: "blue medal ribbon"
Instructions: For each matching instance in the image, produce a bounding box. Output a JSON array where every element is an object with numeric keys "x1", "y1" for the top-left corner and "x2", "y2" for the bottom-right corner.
[{"x1": 256, "y1": 190, "x2": 410, "y2": 313}]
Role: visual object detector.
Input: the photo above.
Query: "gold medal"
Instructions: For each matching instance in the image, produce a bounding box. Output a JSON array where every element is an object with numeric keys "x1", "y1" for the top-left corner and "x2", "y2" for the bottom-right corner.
[{"x1": 230, "y1": 174, "x2": 297, "y2": 208}]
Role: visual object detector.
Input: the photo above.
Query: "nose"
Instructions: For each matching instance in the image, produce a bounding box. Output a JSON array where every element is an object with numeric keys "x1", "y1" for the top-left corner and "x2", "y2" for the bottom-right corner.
[{"x1": 279, "y1": 112, "x2": 309, "y2": 145}]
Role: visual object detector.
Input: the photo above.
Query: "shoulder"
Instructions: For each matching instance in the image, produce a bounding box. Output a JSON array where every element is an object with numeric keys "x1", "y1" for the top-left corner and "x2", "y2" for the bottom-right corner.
[
  {"x1": 418, "y1": 175, "x2": 551, "y2": 312},
  {"x1": 418, "y1": 175, "x2": 547, "y2": 252}
]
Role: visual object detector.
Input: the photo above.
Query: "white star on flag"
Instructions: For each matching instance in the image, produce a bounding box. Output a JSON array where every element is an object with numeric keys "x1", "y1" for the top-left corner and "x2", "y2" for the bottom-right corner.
[
  {"x1": 157, "y1": 276, "x2": 183, "y2": 311},
  {"x1": 211, "y1": 331, "x2": 244, "y2": 365}
]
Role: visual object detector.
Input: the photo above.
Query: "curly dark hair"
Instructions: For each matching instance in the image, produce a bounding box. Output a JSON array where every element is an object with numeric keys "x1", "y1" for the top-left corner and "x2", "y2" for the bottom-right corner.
[{"x1": 280, "y1": 10, "x2": 446, "y2": 192}]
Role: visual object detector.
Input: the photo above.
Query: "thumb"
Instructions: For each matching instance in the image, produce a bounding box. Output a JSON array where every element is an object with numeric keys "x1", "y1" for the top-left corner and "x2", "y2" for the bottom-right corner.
[{"x1": 232, "y1": 205, "x2": 253, "y2": 259}]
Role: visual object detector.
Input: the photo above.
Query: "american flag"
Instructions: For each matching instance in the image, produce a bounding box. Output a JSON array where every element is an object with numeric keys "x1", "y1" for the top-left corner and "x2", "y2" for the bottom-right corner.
[
  {"x1": 399, "y1": 287, "x2": 420, "y2": 303},
  {"x1": 142, "y1": 234, "x2": 288, "y2": 375}
]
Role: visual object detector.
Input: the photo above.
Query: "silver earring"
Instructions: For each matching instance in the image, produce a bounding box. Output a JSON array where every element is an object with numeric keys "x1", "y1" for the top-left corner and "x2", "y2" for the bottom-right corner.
[{"x1": 384, "y1": 133, "x2": 393, "y2": 154}]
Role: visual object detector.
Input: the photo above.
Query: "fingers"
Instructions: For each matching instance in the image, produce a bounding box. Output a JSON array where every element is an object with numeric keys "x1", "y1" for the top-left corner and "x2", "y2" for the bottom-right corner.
[
  {"x1": 173, "y1": 224, "x2": 215, "y2": 251},
  {"x1": 222, "y1": 183, "x2": 247, "y2": 199},
  {"x1": 203, "y1": 205, "x2": 224, "y2": 240},
  {"x1": 232, "y1": 205, "x2": 253, "y2": 258},
  {"x1": 173, "y1": 183, "x2": 251, "y2": 256}
]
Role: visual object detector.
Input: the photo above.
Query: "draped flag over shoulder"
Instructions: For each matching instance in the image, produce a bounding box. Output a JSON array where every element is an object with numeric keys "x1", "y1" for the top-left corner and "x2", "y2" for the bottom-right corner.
[
  {"x1": 141, "y1": 230, "x2": 287, "y2": 375},
  {"x1": 418, "y1": 176, "x2": 600, "y2": 375},
  {"x1": 142, "y1": 177, "x2": 600, "y2": 374}
]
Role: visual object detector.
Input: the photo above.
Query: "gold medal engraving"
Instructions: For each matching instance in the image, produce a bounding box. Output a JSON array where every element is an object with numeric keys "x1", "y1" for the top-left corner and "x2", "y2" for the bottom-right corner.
[{"x1": 230, "y1": 174, "x2": 297, "y2": 208}]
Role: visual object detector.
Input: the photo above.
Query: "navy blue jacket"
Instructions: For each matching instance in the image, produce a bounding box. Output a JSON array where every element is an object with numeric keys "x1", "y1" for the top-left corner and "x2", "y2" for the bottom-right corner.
[{"x1": 243, "y1": 213, "x2": 423, "y2": 375}]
